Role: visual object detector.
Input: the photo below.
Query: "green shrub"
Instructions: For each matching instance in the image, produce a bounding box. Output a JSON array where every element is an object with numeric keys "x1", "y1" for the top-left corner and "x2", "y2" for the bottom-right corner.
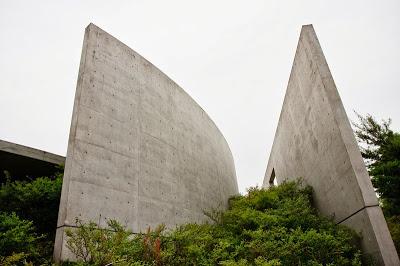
[
  {"x1": 65, "y1": 180, "x2": 363, "y2": 265},
  {"x1": 0, "y1": 174, "x2": 63, "y2": 263},
  {"x1": 64, "y1": 219, "x2": 165, "y2": 266},
  {"x1": 0, "y1": 212, "x2": 42, "y2": 265},
  {"x1": 0, "y1": 174, "x2": 62, "y2": 240}
]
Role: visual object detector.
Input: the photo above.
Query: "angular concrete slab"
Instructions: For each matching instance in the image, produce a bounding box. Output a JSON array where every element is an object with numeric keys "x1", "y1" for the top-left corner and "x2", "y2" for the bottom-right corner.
[
  {"x1": 263, "y1": 25, "x2": 399, "y2": 264},
  {"x1": 54, "y1": 24, "x2": 238, "y2": 261},
  {"x1": 0, "y1": 139, "x2": 65, "y2": 181}
]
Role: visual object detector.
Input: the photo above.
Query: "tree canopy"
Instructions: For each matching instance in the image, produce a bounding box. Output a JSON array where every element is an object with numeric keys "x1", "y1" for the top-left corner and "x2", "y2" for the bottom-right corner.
[
  {"x1": 353, "y1": 113, "x2": 400, "y2": 253},
  {"x1": 353, "y1": 113, "x2": 400, "y2": 216}
]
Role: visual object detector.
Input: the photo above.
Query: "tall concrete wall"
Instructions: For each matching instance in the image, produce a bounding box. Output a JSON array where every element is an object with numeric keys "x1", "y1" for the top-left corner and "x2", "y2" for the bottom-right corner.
[
  {"x1": 263, "y1": 25, "x2": 399, "y2": 265},
  {"x1": 54, "y1": 24, "x2": 238, "y2": 261}
]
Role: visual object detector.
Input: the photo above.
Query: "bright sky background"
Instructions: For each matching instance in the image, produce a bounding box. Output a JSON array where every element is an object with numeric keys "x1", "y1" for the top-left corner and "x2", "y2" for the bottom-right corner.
[{"x1": 0, "y1": 0, "x2": 399, "y2": 193}]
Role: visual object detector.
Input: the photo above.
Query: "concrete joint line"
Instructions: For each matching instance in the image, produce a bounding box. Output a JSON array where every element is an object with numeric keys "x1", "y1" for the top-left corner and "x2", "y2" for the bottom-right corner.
[
  {"x1": 57, "y1": 224, "x2": 124, "y2": 233},
  {"x1": 337, "y1": 204, "x2": 379, "y2": 225}
]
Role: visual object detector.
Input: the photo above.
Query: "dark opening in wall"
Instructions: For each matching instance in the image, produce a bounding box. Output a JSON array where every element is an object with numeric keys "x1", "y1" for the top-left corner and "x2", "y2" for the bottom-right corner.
[{"x1": 269, "y1": 168, "x2": 277, "y2": 186}]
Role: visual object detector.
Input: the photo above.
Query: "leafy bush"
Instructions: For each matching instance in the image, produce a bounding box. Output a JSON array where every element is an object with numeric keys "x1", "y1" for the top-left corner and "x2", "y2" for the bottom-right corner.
[
  {"x1": 0, "y1": 173, "x2": 63, "y2": 264},
  {"x1": 65, "y1": 180, "x2": 363, "y2": 265},
  {"x1": 0, "y1": 212, "x2": 42, "y2": 265},
  {"x1": 0, "y1": 174, "x2": 62, "y2": 240},
  {"x1": 65, "y1": 219, "x2": 165, "y2": 266}
]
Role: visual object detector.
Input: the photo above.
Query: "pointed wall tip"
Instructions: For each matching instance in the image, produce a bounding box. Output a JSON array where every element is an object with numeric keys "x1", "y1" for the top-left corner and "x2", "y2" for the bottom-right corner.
[
  {"x1": 300, "y1": 24, "x2": 317, "y2": 37},
  {"x1": 86, "y1": 23, "x2": 98, "y2": 30},
  {"x1": 301, "y1": 24, "x2": 314, "y2": 31}
]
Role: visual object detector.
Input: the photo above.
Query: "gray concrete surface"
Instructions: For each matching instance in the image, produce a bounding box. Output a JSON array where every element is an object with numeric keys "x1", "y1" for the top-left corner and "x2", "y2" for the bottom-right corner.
[
  {"x1": 0, "y1": 139, "x2": 65, "y2": 181},
  {"x1": 54, "y1": 23, "x2": 238, "y2": 262},
  {"x1": 263, "y1": 25, "x2": 399, "y2": 265}
]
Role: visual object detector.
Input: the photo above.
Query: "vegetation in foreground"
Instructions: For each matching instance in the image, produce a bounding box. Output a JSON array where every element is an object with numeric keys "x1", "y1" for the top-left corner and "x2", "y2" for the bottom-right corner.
[
  {"x1": 63, "y1": 180, "x2": 362, "y2": 266},
  {"x1": 0, "y1": 174, "x2": 62, "y2": 265}
]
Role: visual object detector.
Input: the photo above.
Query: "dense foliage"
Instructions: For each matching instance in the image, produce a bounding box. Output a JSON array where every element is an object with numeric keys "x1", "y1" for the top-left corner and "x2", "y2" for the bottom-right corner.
[
  {"x1": 65, "y1": 181, "x2": 363, "y2": 266},
  {"x1": 0, "y1": 174, "x2": 62, "y2": 238},
  {"x1": 0, "y1": 212, "x2": 43, "y2": 265},
  {"x1": 353, "y1": 113, "x2": 400, "y2": 216},
  {"x1": 0, "y1": 173, "x2": 63, "y2": 265},
  {"x1": 353, "y1": 113, "x2": 400, "y2": 251}
]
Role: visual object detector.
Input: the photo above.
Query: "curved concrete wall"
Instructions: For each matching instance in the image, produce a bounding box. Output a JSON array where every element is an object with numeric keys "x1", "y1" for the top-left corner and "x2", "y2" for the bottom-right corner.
[
  {"x1": 54, "y1": 23, "x2": 238, "y2": 261},
  {"x1": 263, "y1": 25, "x2": 399, "y2": 265}
]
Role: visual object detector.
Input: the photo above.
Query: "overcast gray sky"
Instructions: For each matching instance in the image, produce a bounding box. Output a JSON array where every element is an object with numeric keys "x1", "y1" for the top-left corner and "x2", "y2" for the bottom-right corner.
[{"x1": 0, "y1": 0, "x2": 399, "y2": 193}]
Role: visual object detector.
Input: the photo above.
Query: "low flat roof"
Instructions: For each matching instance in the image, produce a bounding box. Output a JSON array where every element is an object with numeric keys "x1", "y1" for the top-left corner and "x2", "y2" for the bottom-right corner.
[{"x1": 0, "y1": 139, "x2": 65, "y2": 181}]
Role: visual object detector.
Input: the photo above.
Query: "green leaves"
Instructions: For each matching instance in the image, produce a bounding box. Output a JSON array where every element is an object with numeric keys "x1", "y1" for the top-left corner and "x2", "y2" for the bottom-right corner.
[
  {"x1": 218, "y1": 182, "x2": 361, "y2": 265},
  {"x1": 65, "y1": 219, "x2": 138, "y2": 264},
  {"x1": 0, "y1": 173, "x2": 63, "y2": 264},
  {"x1": 0, "y1": 174, "x2": 62, "y2": 239},
  {"x1": 354, "y1": 113, "x2": 400, "y2": 253},
  {"x1": 65, "y1": 181, "x2": 362, "y2": 265},
  {"x1": 0, "y1": 212, "x2": 43, "y2": 265}
]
